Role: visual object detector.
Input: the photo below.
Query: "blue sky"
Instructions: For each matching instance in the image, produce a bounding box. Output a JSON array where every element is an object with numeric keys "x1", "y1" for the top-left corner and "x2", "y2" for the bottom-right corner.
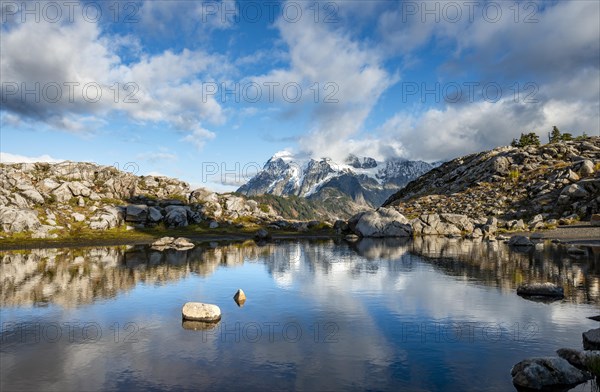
[{"x1": 1, "y1": 0, "x2": 599, "y2": 191}]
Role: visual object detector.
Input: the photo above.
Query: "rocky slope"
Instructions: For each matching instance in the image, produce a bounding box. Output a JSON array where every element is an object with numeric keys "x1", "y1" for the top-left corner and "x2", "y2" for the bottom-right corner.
[
  {"x1": 383, "y1": 137, "x2": 600, "y2": 227},
  {"x1": 0, "y1": 161, "x2": 339, "y2": 239},
  {"x1": 237, "y1": 153, "x2": 435, "y2": 211}
]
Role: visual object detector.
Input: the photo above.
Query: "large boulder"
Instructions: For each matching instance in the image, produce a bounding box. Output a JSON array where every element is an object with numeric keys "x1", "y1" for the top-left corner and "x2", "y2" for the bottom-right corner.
[
  {"x1": 164, "y1": 206, "x2": 188, "y2": 228},
  {"x1": 411, "y1": 213, "x2": 474, "y2": 236},
  {"x1": 126, "y1": 204, "x2": 148, "y2": 222},
  {"x1": 182, "y1": 302, "x2": 221, "y2": 322},
  {"x1": 350, "y1": 208, "x2": 412, "y2": 238},
  {"x1": 0, "y1": 207, "x2": 41, "y2": 232},
  {"x1": 67, "y1": 181, "x2": 92, "y2": 197},
  {"x1": 21, "y1": 189, "x2": 45, "y2": 204},
  {"x1": 508, "y1": 235, "x2": 533, "y2": 247},
  {"x1": 189, "y1": 188, "x2": 219, "y2": 204},
  {"x1": 583, "y1": 328, "x2": 600, "y2": 350},
  {"x1": 557, "y1": 348, "x2": 600, "y2": 372},
  {"x1": 89, "y1": 206, "x2": 124, "y2": 230},
  {"x1": 51, "y1": 183, "x2": 74, "y2": 203},
  {"x1": 511, "y1": 357, "x2": 592, "y2": 390},
  {"x1": 147, "y1": 207, "x2": 163, "y2": 223},
  {"x1": 254, "y1": 228, "x2": 271, "y2": 241},
  {"x1": 579, "y1": 160, "x2": 595, "y2": 176},
  {"x1": 560, "y1": 183, "x2": 588, "y2": 199},
  {"x1": 225, "y1": 196, "x2": 245, "y2": 213}
]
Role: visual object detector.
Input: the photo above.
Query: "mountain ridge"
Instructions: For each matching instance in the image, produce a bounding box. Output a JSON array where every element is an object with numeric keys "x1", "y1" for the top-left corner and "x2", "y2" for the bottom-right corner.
[
  {"x1": 237, "y1": 154, "x2": 437, "y2": 210},
  {"x1": 383, "y1": 137, "x2": 600, "y2": 222}
]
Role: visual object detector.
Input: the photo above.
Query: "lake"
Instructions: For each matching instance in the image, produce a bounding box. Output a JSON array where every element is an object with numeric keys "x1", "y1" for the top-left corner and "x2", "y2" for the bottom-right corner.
[{"x1": 1, "y1": 238, "x2": 599, "y2": 391}]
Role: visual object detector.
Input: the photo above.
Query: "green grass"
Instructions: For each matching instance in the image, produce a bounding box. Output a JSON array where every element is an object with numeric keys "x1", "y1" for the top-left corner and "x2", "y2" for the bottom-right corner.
[
  {"x1": 0, "y1": 222, "x2": 338, "y2": 250},
  {"x1": 586, "y1": 355, "x2": 600, "y2": 377}
]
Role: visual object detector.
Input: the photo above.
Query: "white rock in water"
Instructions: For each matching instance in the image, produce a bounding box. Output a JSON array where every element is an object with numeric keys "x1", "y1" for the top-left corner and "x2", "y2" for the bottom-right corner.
[
  {"x1": 152, "y1": 236, "x2": 176, "y2": 247},
  {"x1": 151, "y1": 236, "x2": 194, "y2": 251},
  {"x1": 182, "y1": 302, "x2": 221, "y2": 322},
  {"x1": 173, "y1": 237, "x2": 194, "y2": 249}
]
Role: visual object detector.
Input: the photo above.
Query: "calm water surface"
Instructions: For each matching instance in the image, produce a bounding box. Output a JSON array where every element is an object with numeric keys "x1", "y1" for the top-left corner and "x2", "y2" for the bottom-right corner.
[{"x1": 1, "y1": 238, "x2": 599, "y2": 391}]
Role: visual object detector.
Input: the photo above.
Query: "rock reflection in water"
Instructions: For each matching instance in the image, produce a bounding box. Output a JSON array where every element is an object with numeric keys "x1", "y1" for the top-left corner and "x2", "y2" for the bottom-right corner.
[
  {"x1": 404, "y1": 237, "x2": 599, "y2": 304},
  {"x1": 1, "y1": 238, "x2": 598, "y2": 307}
]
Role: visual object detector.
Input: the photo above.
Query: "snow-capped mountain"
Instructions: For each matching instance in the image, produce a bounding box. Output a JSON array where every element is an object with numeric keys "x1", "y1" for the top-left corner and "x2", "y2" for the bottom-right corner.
[{"x1": 237, "y1": 153, "x2": 437, "y2": 208}]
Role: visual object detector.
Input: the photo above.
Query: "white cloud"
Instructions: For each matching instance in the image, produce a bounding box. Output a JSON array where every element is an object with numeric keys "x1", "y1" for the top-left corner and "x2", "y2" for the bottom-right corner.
[
  {"x1": 376, "y1": 98, "x2": 599, "y2": 161},
  {"x1": 136, "y1": 152, "x2": 178, "y2": 163},
  {"x1": 249, "y1": 1, "x2": 395, "y2": 162},
  {"x1": 181, "y1": 127, "x2": 217, "y2": 150},
  {"x1": 356, "y1": 0, "x2": 600, "y2": 161},
  {"x1": 0, "y1": 152, "x2": 65, "y2": 163},
  {"x1": 0, "y1": 2, "x2": 229, "y2": 148}
]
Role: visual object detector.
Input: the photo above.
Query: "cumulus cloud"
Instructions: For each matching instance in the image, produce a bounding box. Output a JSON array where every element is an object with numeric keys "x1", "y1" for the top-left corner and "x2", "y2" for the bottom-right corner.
[
  {"x1": 250, "y1": 1, "x2": 396, "y2": 161},
  {"x1": 181, "y1": 127, "x2": 217, "y2": 150},
  {"x1": 0, "y1": 2, "x2": 228, "y2": 148},
  {"x1": 0, "y1": 152, "x2": 65, "y2": 163},
  {"x1": 376, "y1": 98, "x2": 599, "y2": 161},
  {"x1": 354, "y1": 0, "x2": 600, "y2": 160}
]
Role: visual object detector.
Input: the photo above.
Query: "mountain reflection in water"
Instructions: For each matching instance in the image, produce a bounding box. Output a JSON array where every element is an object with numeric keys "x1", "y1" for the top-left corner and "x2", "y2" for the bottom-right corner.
[{"x1": 1, "y1": 238, "x2": 598, "y2": 307}]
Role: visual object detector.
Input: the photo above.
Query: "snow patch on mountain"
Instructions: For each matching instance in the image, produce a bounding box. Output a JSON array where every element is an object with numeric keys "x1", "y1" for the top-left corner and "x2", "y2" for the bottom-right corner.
[{"x1": 237, "y1": 151, "x2": 438, "y2": 207}]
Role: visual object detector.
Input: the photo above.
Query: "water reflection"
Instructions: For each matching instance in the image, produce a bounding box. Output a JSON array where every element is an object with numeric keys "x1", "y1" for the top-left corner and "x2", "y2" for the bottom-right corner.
[
  {"x1": 1, "y1": 238, "x2": 599, "y2": 391},
  {"x1": 1, "y1": 238, "x2": 598, "y2": 307}
]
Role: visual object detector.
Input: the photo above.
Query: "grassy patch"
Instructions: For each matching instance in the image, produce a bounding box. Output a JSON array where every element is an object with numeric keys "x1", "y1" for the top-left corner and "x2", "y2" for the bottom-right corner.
[{"x1": 586, "y1": 355, "x2": 600, "y2": 377}]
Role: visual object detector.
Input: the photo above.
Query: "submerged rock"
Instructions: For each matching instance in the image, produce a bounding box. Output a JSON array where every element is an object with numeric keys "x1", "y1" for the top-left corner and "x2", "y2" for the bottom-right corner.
[
  {"x1": 511, "y1": 357, "x2": 592, "y2": 390},
  {"x1": 182, "y1": 320, "x2": 219, "y2": 331},
  {"x1": 516, "y1": 283, "x2": 564, "y2": 298},
  {"x1": 182, "y1": 302, "x2": 221, "y2": 322}
]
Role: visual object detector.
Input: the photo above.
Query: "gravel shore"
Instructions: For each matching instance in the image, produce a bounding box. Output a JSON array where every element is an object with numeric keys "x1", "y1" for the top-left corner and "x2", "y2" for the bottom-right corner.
[{"x1": 520, "y1": 222, "x2": 600, "y2": 245}]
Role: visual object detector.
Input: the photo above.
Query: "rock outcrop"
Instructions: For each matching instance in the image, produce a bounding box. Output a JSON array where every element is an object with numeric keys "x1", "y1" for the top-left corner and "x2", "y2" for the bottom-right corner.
[
  {"x1": 0, "y1": 161, "x2": 337, "y2": 238},
  {"x1": 511, "y1": 357, "x2": 592, "y2": 390},
  {"x1": 384, "y1": 137, "x2": 600, "y2": 225}
]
